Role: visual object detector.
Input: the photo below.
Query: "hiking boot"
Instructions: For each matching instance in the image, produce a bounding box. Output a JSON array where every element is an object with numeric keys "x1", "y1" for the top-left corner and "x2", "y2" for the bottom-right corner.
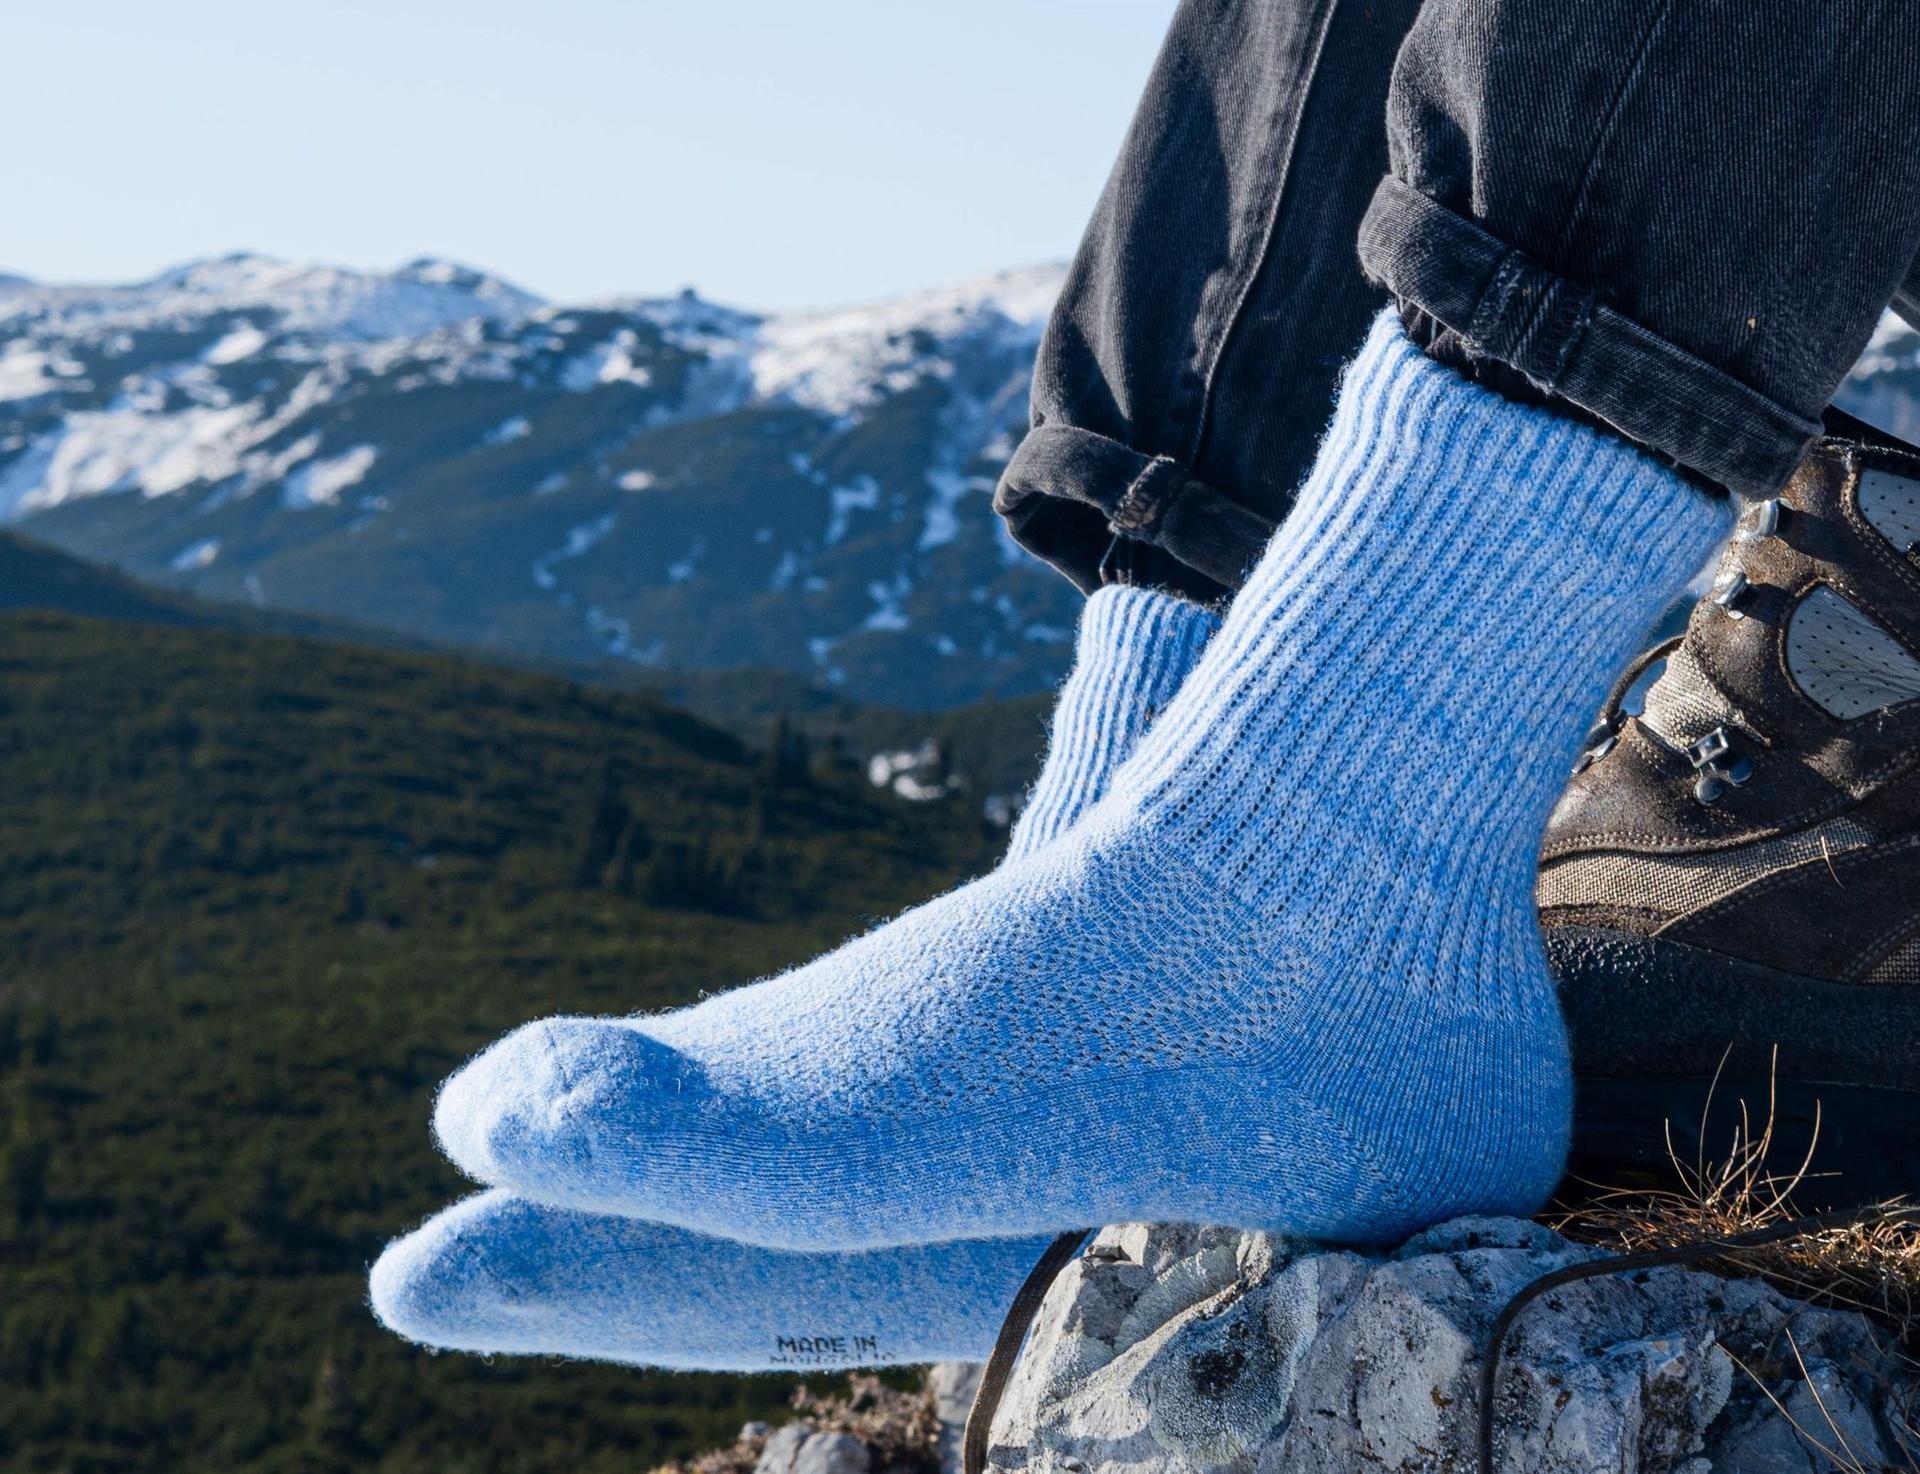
[{"x1": 1539, "y1": 410, "x2": 1920, "y2": 1206}]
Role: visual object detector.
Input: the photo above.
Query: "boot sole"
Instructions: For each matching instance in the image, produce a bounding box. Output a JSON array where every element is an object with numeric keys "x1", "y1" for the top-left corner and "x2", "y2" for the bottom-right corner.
[{"x1": 1546, "y1": 926, "x2": 1920, "y2": 1209}]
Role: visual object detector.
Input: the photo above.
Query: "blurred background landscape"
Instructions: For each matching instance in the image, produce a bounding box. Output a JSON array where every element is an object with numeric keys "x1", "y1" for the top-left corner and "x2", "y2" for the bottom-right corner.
[
  {"x1": 7, "y1": 2, "x2": 1920, "y2": 1470},
  {"x1": 0, "y1": 254, "x2": 1075, "y2": 1472}
]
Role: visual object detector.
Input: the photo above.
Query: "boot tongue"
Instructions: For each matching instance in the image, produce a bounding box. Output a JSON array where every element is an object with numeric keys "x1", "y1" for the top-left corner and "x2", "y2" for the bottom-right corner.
[{"x1": 1636, "y1": 639, "x2": 1739, "y2": 753}]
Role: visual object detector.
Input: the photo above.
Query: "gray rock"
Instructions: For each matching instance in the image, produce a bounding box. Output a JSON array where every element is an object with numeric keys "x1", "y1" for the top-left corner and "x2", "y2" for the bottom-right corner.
[
  {"x1": 984, "y1": 1218, "x2": 1913, "y2": 1474},
  {"x1": 755, "y1": 1422, "x2": 816, "y2": 1474},
  {"x1": 756, "y1": 1424, "x2": 872, "y2": 1474},
  {"x1": 794, "y1": 1432, "x2": 872, "y2": 1474},
  {"x1": 931, "y1": 1361, "x2": 986, "y2": 1474}
]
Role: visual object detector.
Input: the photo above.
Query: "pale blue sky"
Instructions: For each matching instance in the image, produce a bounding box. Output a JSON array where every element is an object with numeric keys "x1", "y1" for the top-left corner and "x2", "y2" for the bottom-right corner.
[{"x1": 7, "y1": 0, "x2": 1176, "y2": 310}]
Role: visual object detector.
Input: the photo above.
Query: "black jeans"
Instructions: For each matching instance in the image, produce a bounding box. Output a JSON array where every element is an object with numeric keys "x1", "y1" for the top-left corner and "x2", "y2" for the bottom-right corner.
[{"x1": 996, "y1": 0, "x2": 1920, "y2": 601}]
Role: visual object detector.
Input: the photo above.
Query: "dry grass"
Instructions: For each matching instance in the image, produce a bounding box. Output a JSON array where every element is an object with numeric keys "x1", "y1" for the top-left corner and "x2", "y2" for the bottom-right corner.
[
  {"x1": 1724, "y1": 1329, "x2": 1920, "y2": 1474},
  {"x1": 649, "y1": 1375, "x2": 942, "y2": 1474},
  {"x1": 790, "y1": 1373, "x2": 944, "y2": 1471},
  {"x1": 1554, "y1": 1050, "x2": 1920, "y2": 1335},
  {"x1": 1537, "y1": 1051, "x2": 1920, "y2": 1471},
  {"x1": 649, "y1": 1429, "x2": 766, "y2": 1474}
]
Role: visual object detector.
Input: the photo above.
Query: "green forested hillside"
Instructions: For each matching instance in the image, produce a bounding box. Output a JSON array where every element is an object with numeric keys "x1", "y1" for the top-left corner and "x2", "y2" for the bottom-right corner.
[
  {"x1": 0, "y1": 611, "x2": 999, "y2": 1474},
  {"x1": 3, "y1": 525, "x2": 1056, "y2": 806},
  {"x1": 0, "y1": 530, "x2": 425, "y2": 650},
  {"x1": 636, "y1": 664, "x2": 1055, "y2": 814}
]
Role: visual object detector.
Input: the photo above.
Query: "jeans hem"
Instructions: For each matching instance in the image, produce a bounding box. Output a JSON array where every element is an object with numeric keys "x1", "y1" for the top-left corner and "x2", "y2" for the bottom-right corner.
[
  {"x1": 994, "y1": 424, "x2": 1277, "y2": 594},
  {"x1": 1357, "y1": 175, "x2": 1823, "y2": 498}
]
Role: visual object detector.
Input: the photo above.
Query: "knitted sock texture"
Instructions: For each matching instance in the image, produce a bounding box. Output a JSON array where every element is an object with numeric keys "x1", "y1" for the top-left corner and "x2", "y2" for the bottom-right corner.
[
  {"x1": 1008, "y1": 585, "x2": 1220, "y2": 859},
  {"x1": 374, "y1": 589, "x2": 1215, "y2": 1370},
  {"x1": 435, "y1": 311, "x2": 1734, "y2": 1251},
  {"x1": 369, "y1": 1188, "x2": 1056, "y2": 1371}
]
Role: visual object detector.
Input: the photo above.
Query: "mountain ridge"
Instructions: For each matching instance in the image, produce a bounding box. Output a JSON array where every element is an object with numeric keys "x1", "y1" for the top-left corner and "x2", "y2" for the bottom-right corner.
[
  {"x1": 6, "y1": 253, "x2": 1915, "y2": 707},
  {"x1": 1, "y1": 253, "x2": 1076, "y2": 708}
]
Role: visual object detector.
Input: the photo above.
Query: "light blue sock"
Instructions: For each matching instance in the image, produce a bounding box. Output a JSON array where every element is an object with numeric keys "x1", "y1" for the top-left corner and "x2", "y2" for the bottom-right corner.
[
  {"x1": 369, "y1": 1189, "x2": 1051, "y2": 1371},
  {"x1": 434, "y1": 312, "x2": 1734, "y2": 1251},
  {"x1": 372, "y1": 587, "x2": 1218, "y2": 1369},
  {"x1": 1003, "y1": 585, "x2": 1220, "y2": 861}
]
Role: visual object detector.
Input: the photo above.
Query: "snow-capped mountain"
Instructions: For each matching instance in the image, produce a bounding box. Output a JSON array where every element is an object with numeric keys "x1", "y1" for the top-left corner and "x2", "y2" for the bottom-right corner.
[
  {"x1": 0, "y1": 254, "x2": 1074, "y2": 707},
  {"x1": 5, "y1": 252, "x2": 1914, "y2": 707}
]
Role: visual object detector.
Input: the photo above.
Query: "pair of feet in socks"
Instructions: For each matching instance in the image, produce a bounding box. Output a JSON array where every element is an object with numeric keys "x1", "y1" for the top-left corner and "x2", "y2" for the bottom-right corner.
[{"x1": 372, "y1": 315, "x2": 1734, "y2": 1370}]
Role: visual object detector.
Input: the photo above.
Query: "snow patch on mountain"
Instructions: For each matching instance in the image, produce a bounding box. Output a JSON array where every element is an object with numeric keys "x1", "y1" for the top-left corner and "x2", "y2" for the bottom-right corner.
[
  {"x1": 920, "y1": 468, "x2": 1001, "y2": 552},
  {"x1": 0, "y1": 402, "x2": 259, "y2": 518},
  {"x1": 825, "y1": 476, "x2": 881, "y2": 545},
  {"x1": 0, "y1": 360, "x2": 345, "y2": 519},
  {"x1": 532, "y1": 512, "x2": 618, "y2": 592},
  {"x1": 283, "y1": 445, "x2": 377, "y2": 509},
  {"x1": 665, "y1": 538, "x2": 706, "y2": 584},
  {"x1": 862, "y1": 572, "x2": 913, "y2": 632},
  {"x1": 745, "y1": 266, "x2": 1060, "y2": 418},
  {"x1": 0, "y1": 253, "x2": 541, "y2": 341},
  {"x1": 560, "y1": 332, "x2": 656, "y2": 391},
  {"x1": 170, "y1": 538, "x2": 221, "y2": 572},
  {"x1": 768, "y1": 549, "x2": 800, "y2": 592},
  {"x1": 0, "y1": 344, "x2": 76, "y2": 403},
  {"x1": 203, "y1": 324, "x2": 271, "y2": 365}
]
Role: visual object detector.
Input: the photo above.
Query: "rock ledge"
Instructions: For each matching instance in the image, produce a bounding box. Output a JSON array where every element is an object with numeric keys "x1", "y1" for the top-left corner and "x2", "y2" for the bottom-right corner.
[{"x1": 979, "y1": 1218, "x2": 1912, "y2": 1474}]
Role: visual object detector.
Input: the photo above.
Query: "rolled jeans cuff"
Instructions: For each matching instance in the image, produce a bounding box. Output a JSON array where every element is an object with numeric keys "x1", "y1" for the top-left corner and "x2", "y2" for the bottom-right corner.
[
  {"x1": 994, "y1": 425, "x2": 1278, "y2": 595},
  {"x1": 1357, "y1": 175, "x2": 1824, "y2": 499}
]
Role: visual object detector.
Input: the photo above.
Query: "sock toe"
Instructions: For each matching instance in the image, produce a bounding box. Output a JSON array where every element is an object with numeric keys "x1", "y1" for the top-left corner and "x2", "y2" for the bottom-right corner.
[
  {"x1": 370, "y1": 1191, "x2": 518, "y2": 1350},
  {"x1": 434, "y1": 1017, "x2": 688, "y2": 1202}
]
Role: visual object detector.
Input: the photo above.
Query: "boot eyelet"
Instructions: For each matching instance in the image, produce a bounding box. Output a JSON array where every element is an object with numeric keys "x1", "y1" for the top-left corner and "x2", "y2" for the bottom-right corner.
[
  {"x1": 1686, "y1": 727, "x2": 1733, "y2": 767},
  {"x1": 1711, "y1": 569, "x2": 1753, "y2": 619},
  {"x1": 1686, "y1": 725, "x2": 1755, "y2": 805},
  {"x1": 1574, "y1": 731, "x2": 1618, "y2": 775},
  {"x1": 1748, "y1": 498, "x2": 1785, "y2": 538}
]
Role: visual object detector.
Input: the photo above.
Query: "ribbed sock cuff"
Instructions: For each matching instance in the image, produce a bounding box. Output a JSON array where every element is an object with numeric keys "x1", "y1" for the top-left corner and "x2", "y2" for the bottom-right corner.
[
  {"x1": 1009, "y1": 585, "x2": 1219, "y2": 860},
  {"x1": 1119, "y1": 310, "x2": 1734, "y2": 905}
]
